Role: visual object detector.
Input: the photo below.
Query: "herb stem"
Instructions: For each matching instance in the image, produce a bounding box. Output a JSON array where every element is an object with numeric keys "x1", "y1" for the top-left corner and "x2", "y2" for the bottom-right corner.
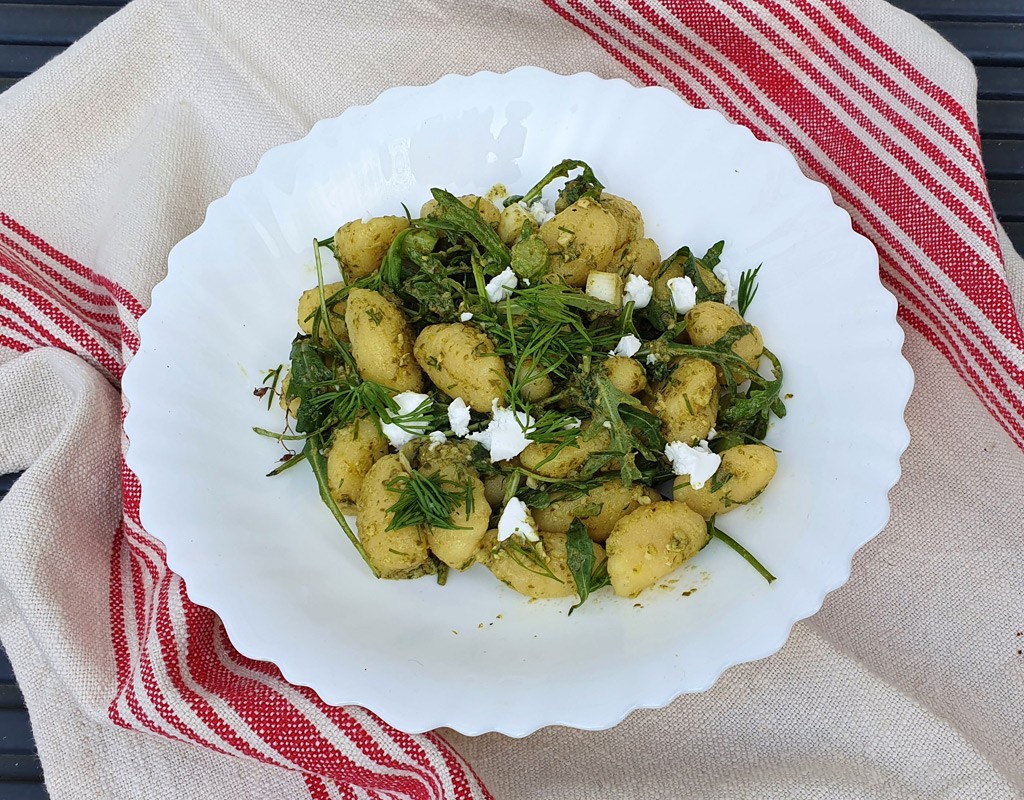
[{"x1": 707, "y1": 516, "x2": 775, "y2": 584}]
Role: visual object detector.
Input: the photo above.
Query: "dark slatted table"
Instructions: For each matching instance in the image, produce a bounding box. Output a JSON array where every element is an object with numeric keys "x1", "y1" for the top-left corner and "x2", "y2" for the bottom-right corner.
[{"x1": 0, "y1": 1, "x2": 1021, "y2": 796}]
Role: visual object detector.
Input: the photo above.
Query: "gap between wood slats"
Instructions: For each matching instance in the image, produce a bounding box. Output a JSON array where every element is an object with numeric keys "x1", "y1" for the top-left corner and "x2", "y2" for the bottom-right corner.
[
  {"x1": 1004, "y1": 222, "x2": 1024, "y2": 253},
  {"x1": 889, "y1": 0, "x2": 1024, "y2": 22},
  {"x1": 0, "y1": 753, "x2": 44, "y2": 782},
  {"x1": 0, "y1": 5, "x2": 121, "y2": 46},
  {"x1": 979, "y1": 100, "x2": 1024, "y2": 138}
]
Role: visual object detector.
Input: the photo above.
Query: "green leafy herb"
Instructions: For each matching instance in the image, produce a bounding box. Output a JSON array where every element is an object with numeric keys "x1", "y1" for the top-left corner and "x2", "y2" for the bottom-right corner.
[
  {"x1": 707, "y1": 515, "x2": 775, "y2": 584},
  {"x1": 737, "y1": 265, "x2": 761, "y2": 316},
  {"x1": 506, "y1": 159, "x2": 604, "y2": 210},
  {"x1": 566, "y1": 519, "x2": 610, "y2": 614},
  {"x1": 427, "y1": 189, "x2": 510, "y2": 268},
  {"x1": 385, "y1": 470, "x2": 474, "y2": 531},
  {"x1": 286, "y1": 337, "x2": 336, "y2": 433}
]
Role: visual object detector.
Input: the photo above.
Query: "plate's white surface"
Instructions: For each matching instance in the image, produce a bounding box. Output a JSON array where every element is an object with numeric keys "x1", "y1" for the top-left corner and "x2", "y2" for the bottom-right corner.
[{"x1": 122, "y1": 68, "x2": 913, "y2": 736}]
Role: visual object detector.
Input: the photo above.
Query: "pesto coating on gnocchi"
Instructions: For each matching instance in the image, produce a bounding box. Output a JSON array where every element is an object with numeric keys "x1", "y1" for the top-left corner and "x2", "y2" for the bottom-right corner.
[{"x1": 258, "y1": 159, "x2": 786, "y2": 609}]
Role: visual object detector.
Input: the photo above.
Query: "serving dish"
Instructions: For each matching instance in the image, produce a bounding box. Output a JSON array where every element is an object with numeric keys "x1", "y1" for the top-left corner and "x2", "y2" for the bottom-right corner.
[{"x1": 122, "y1": 67, "x2": 913, "y2": 736}]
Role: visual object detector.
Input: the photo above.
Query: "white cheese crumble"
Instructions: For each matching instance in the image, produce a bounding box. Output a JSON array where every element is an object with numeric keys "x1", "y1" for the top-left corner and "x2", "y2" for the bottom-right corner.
[
  {"x1": 468, "y1": 400, "x2": 536, "y2": 461},
  {"x1": 447, "y1": 396, "x2": 471, "y2": 438},
  {"x1": 381, "y1": 392, "x2": 432, "y2": 449},
  {"x1": 623, "y1": 274, "x2": 653, "y2": 310},
  {"x1": 427, "y1": 430, "x2": 447, "y2": 450},
  {"x1": 714, "y1": 264, "x2": 736, "y2": 306},
  {"x1": 459, "y1": 311, "x2": 474, "y2": 322},
  {"x1": 610, "y1": 334, "x2": 643, "y2": 358},
  {"x1": 646, "y1": 353, "x2": 658, "y2": 366},
  {"x1": 667, "y1": 276, "x2": 698, "y2": 315},
  {"x1": 518, "y1": 199, "x2": 555, "y2": 225},
  {"x1": 664, "y1": 439, "x2": 721, "y2": 490},
  {"x1": 485, "y1": 267, "x2": 518, "y2": 303},
  {"x1": 497, "y1": 497, "x2": 540, "y2": 542}
]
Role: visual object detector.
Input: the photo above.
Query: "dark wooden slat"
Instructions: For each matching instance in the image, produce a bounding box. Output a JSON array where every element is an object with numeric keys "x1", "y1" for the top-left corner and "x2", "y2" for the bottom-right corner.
[
  {"x1": 977, "y1": 66, "x2": 1024, "y2": 99},
  {"x1": 0, "y1": 43, "x2": 62, "y2": 76},
  {"x1": 890, "y1": 0, "x2": 1024, "y2": 22},
  {"x1": 0, "y1": 5, "x2": 119, "y2": 46},
  {"x1": 0, "y1": 684, "x2": 26, "y2": 709},
  {"x1": 0, "y1": 473, "x2": 19, "y2": 495},
  {"x1": 0, "y1": 753, "x2": 44, "y2": 782},
  {"x1": 0, "y1": 647, "x2": 14, "y2": 684},
  {"x1": 1004, "y1": 222, "x2": 1024, "y2": 253},
  {"x1": 0, "y1": 75, "x2": 17, "y2": 92},
  {"x1": 981, "y1": 138, "x2": 1024, "y2": 178},
  {"x1": 928, "y1": 21, "x2": 1024, "y2": 65},
  {"x1": 0, "y1": 709, "x2": 35, "y2": 755},
  {"x1": 0, "y1": 0, "x2": 124, "y2": 4},
  {"x1": 990, "y1": 179, "x2": 1024, "y2": 219},
  {"x1": 978, "y1": 100, "x2": 1024, "y2": 138},
  {"x1": 0, "y1": 785, "x2": 49, "y2": 800}
]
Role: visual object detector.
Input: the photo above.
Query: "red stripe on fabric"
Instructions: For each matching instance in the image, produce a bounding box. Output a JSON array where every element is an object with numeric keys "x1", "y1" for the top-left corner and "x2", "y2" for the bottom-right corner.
[
  {"x1": 209, "y1": 622, "x2": 442, "y2": 798},
  {"x1": 0, "y1": 230, "x2": 124, "y2": 336},
  {"x1": 881, "y1": 271, "x2": 1024, "y2": 443},
  {"x1": 0, "y1": 292, "x2": 69, "y2": 351},
  {"x1": 108, "y1": 523, "x2": 132, "y2": 713},
  {"x1": 560, "y1": 0, "x2": 1024, "y2": 412},
  {"x1": 891, "y1": 290, "x2": 1024, "y2": 449},
  {"x1": 0, "y1": 332, "x2": 32, "y2": 354},
  {"x1": 0, "y1": 313, "x2": 46, "y2": 348},
  {"x1": 789, "y1": 0, "x2": 986, "y2": 178},
  {"x1": 0, "y1": 213, "x2": 147, "y2": 320},
  {"x1": 0, "y1": 270, "x2": 122, "y2": 377},
  {"x1": 304, "y1": 775, "x2": 332, "y2": 800},
  {"x1": 821, "y1": 0, "x2": 981, "y2": 143},
  {"x1": 637, "y1": 1, "x2": 1024, "y2": 354},
  {"x1": 740, "y1": 0, "x2": 998, "y2": 248},
  {"x1": 149, "y1": 578, "x2": 277, "y2": 762}
]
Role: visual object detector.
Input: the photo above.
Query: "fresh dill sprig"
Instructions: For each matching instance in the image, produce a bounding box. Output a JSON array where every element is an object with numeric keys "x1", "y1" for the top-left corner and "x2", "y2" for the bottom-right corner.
[
  {"x1": 385, "y1": 470, "x2": 474, "y2": 531},
  {"x1": 737, "y1": 264, "x2": 761, "y2": 316}
]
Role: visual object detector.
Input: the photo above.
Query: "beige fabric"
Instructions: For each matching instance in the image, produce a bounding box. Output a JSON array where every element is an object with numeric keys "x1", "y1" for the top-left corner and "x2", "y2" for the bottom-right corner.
[{"x1": 0, "y1": 1, "x2": 1021, "y2": 798}]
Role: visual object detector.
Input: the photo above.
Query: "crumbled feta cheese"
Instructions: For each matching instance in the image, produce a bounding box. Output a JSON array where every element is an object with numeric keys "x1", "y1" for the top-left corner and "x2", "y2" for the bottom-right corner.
[
  {"x1": 518, "y1": 200, "x2": 555, "y2": 225},
  {"x1": 497, "y1": 497, "x2": 540, "y2": 542},
  {"x1": 381, "y1": 392, "x2": 432, "y2": 449},
  {"x1": 459, "y1": 311, "x2": 474, "y2": 322},
  {"x1": 708, "y1": 427, "x2": 717, "y2": 440},
  {"x1": 623, "y1": 274, "x2": 653, "y2": 310},
  {"x1": 447, "y1": 396, "x2": 471, "y2": 438},
  {"x1": 664, "y1": 440, "x2": 721, "y2": 490},
  {"x1": 566, "y1": 417, "x2": 582, "y2": 429},
  {"x1": 610, "y1": 334, "x2": 643, "y2": 358},
  {"x1": 646, "y1": 353, "x2": 658, "y2": 366},
  {"x1": 485, "y1": 267, "x2": 518, "y2": 303},
  {"x1": 427, "y1": 430, "x2": 447, "y2": 450},
  {"x1": 667, "y1": 276, "x2": 698, "y2": 315},
  {"x1": 714, "y1": 264, "x2": 736, "y2": 306},
  {"x1": 602, "y1": 420, "x2": 612, "y2": 429},
  {"x1": 468, "y1": 400, "x2": 535, "y2": 461}
]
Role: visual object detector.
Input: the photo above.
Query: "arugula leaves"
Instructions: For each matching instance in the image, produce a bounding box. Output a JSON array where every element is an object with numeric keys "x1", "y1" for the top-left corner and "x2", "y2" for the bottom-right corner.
[
  {"x1": 566, "y1": 519, "x2": 611, "y2": 614},
  {"x1": 505, "y1": 158, "x2": 604, "y2": 210}
]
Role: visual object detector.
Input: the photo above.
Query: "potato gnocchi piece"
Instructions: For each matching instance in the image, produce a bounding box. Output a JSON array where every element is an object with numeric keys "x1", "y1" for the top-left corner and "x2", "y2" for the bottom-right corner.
[
  {"x1": 598, "y1": 193, "x2": 644, "y2": 249},
  {"x1": 603, "y1": 356, "x2": 648, "y2": 396},
  {"x1": 479, "y1": 529, "x2": 606, "y2": 599},
  {"x1": 605, "y1": 500, "x2": 709, "y2": 597},
  {"x1": 345, "y1": 288, "x2": 424, "y2": 392},
  {"x1": 533, "y1": 480, "x2": 661, "y2": 543},
  {"x1": 539, "y1": 197, "x2": 618, "y2": 286},
  {"x1": 685, "y1": 301, "x2": 764, "y2": 375},
  {"x1": 647, "y1": 359, "x2": 719, "y2": 445},
  {"x1": 326, "y1": 415, "x2": 389, "y2": 512},
  {"x1": 297, "y1": 282, "x2": 348, "y2": 343},
  {"x1": 356, "y1": 455, "x2": 431, "y2": 579},
  {"x1": 519, "y1": 422, "x2": 612, "y2": 478},
  {"x1": 612, "y1": 237, "x2": 661, "y2": 281},
  {"x1": 422, "y1": 464, "x2": 491, "y2": 571},
  {"x1": 413, "y1": 323, "x2": 508, "y2": 412},
  {"x1": 334, "y1": 216, "x2": 409, "y2": 282},
  {"x1": 674, "y1": 444, "x2": 778, "y2": 517}
]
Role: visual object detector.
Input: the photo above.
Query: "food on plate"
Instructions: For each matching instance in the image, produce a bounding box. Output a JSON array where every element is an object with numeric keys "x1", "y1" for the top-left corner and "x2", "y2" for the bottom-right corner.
[{"x1": 256, "y1": 159, "x2": 786, "y2": 609}]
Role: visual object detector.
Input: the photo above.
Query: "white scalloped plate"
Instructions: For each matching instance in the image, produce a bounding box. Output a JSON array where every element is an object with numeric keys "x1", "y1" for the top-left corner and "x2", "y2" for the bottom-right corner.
[{"x1": 122, "y1": 68, "x2": 913, "y2": 736}]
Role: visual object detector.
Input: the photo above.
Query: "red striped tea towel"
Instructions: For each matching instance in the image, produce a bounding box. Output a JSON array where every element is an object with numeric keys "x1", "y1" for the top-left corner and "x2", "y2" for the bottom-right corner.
[{"x1": 1, "y1": 1, "x2": 1022, "y2": 799}]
